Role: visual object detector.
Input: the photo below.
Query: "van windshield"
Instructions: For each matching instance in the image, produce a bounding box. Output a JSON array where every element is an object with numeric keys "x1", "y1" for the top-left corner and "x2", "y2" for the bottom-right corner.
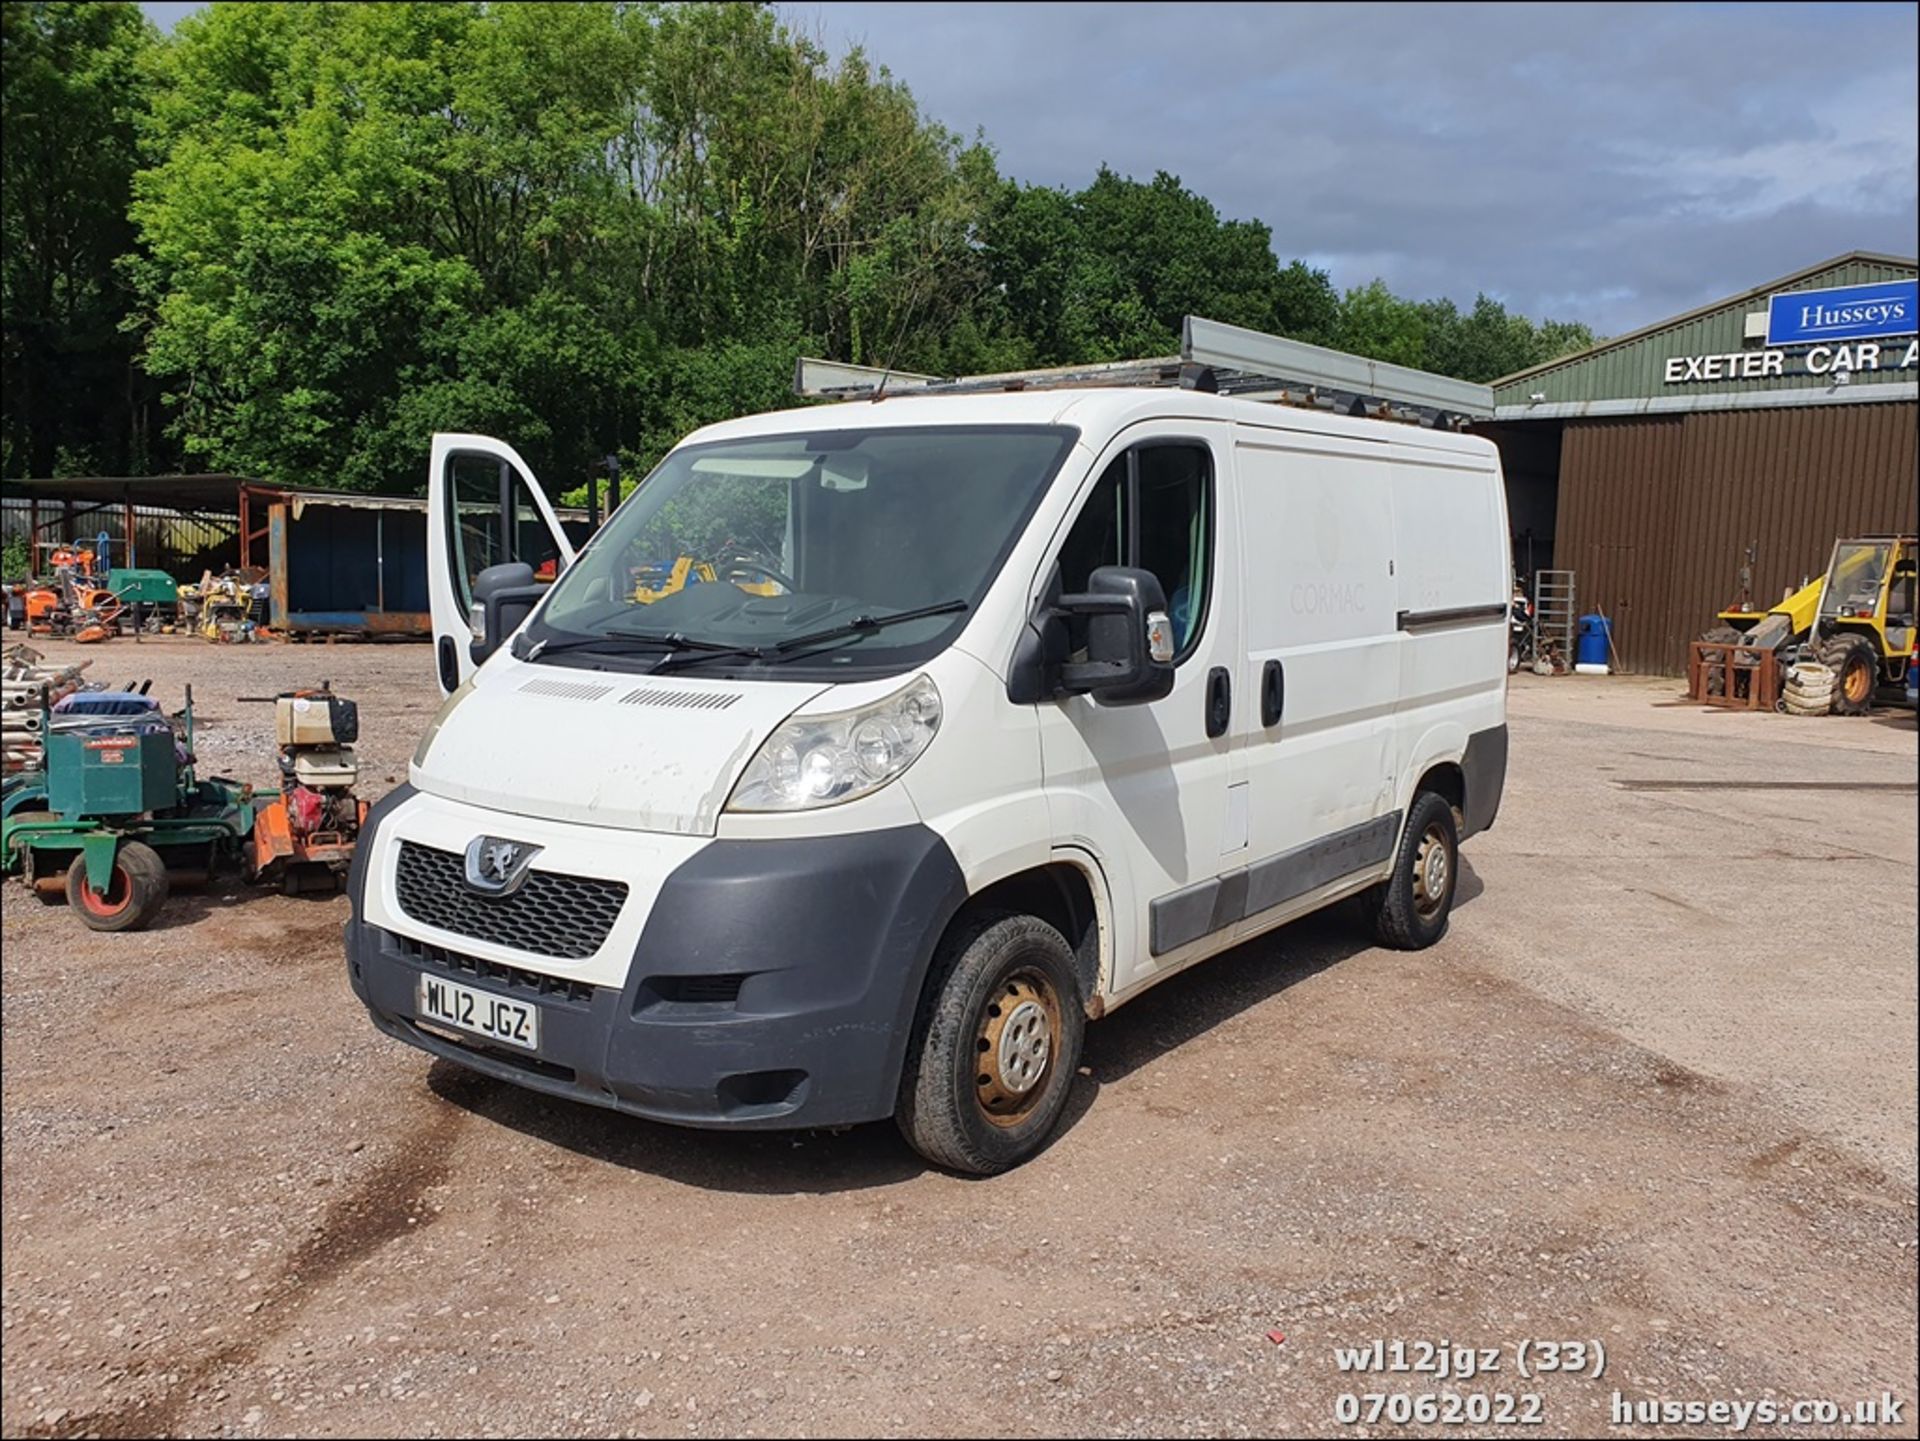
[{"x1": 526, "y1": 425, "x2": 1077, "y2": 675}]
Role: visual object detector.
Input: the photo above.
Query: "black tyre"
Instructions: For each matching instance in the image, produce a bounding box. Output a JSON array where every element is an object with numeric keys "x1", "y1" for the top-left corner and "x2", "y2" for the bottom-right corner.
[
  {"x1": 65, "y1": 841, "x2": 170, "y2": 932},
  {"x1": 896, "y1": 912, "x2": 1085, "y2": 1175},
  {"x1": 1357, "y1": 790, "x2": 1459, "y2": 951},
  {"x1": 1820, "y1": 635, "x2": 1878, "y2": 715}
]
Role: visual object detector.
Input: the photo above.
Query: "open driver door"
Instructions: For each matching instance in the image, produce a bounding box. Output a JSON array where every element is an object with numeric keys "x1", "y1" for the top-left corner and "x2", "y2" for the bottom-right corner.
[{"x1": 426, "y1": 434, "x2": 577, "y2": 695}]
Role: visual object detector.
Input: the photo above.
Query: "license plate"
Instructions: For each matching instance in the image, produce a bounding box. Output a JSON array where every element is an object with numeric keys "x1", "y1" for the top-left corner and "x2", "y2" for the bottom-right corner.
[{"x1": 415, "y1": 974, "x2": 540, "y2": 1051}]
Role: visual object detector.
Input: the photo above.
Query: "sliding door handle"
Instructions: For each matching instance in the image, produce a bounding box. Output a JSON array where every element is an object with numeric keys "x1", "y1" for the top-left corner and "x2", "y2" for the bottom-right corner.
[
  {"x1": 1261, "y1": 658, "x2": 1285, "y2": 727},
  {"x1": 1205, "y1": 666, "x2": 1231, "y2": 738}
]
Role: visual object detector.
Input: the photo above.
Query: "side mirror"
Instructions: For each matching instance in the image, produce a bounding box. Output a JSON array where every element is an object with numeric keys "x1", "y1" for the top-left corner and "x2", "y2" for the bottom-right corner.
[
  {"x1": 469, "y1": 562, "x2": 544, "y2": 665},
  {"x1": 1058, "y1": 565, "x2": 1176, "y2": 705}
]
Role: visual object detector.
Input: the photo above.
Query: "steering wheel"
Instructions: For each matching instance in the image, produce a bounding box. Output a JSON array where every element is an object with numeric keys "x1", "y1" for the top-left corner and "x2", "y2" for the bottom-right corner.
[{"x1": 715, "y1": 547, "x2": 799, "y2": 593}]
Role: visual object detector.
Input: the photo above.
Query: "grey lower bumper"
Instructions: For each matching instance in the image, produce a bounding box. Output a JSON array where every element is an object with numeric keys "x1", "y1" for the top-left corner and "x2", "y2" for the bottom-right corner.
[{"x1": 345, "y1": 787, "x2": 968, "y2": 1131}]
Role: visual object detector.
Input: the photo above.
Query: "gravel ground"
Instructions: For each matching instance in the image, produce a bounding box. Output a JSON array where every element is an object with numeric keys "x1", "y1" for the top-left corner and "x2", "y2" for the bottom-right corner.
[{"x1": 3, "y1": 639, "x2": 1915, "y2": 1439}]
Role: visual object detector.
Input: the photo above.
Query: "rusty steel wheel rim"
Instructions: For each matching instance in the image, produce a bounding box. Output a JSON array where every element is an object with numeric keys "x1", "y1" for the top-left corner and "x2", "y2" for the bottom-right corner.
[
  {"x1": 973, "y1": 968, "x2": 1063, "y2": 1127},
  {"x1": 1413, "y1": 822, "x2": 1452, "y2": 920},
  {"x1": 77, "y1": 866, "x2": 132, "y2": 917}
]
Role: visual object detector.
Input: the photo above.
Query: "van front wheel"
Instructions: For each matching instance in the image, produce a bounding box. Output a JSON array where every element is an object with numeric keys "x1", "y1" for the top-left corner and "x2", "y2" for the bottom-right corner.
[
  {"x1": 897, "y1": 912, "x2": 1085, "y2": 1175},
  {"x1": 1359, "y1": 790, "x2": 1459, "y2": 950}
]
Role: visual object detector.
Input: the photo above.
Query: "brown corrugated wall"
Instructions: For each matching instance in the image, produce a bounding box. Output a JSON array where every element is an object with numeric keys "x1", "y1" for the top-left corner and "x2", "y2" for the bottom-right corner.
[{"x1": 1555, "y1": 402, "x2": 1919, "y2": 674}]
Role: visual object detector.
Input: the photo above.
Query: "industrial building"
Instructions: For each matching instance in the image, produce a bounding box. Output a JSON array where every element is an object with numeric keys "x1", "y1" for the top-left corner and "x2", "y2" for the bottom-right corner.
[{"x1": 1480, "y1": 252, "x2": 1918, "y2": 675}]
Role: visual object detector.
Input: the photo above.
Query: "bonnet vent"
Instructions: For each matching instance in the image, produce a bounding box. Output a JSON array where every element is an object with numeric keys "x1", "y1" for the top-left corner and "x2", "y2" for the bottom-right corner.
[
  {"x1": 617, "y1": 686, "x2": 741, "y2": 711},
  {"x1": 517, "y1": 677, "x2": 617, "y2": 702}
]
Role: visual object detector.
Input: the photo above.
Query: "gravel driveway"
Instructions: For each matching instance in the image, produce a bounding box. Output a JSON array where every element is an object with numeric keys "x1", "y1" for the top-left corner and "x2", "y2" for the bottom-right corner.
[{"x1": 4, "y1": 639, "x2": 1915, "y2": 1438}]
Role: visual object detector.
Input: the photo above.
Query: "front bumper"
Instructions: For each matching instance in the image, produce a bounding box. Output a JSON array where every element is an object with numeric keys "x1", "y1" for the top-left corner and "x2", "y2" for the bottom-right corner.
[{"x1": 345, "y1": 785, "x2": 967, "y2": 1130}]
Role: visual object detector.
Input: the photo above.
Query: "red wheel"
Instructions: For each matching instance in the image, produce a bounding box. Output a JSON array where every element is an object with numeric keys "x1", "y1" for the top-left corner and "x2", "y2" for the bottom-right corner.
[{"x1": 64, "y1": 843, "x2": 170, "y2": 932}]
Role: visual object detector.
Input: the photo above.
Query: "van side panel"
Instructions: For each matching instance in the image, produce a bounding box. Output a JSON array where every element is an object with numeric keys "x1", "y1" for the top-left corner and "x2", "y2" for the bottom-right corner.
[
  {"x1": 1233, "y1": 429, "x2": 1401, "y2": 933},
  {"x1": 1388, "y1": 442, "x2": 1510, "y2": 821}
]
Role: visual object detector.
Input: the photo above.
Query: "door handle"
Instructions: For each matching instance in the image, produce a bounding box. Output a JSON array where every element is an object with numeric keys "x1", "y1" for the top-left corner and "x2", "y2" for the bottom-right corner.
[
  {"x1": 1261, "y1": 658, "x2": 1285, "y2": 727},
  {"x1": 1205, "y1": 666, "x2": 1231, "y2": 738},
  {"x1": 437, "y1": 635, "x2": 459, "y2": 693}
]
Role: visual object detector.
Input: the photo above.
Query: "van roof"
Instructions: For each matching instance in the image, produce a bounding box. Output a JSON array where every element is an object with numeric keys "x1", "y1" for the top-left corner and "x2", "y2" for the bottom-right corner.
[{"x1": 681, "y1": 387, "x2": 1498, "y2": 461}]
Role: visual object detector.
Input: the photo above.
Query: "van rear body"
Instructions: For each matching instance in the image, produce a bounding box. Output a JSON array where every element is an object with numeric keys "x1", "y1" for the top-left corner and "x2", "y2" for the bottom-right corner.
[{"x1": 347, "y1": 386, "x2": 1509, "y2": 1171}]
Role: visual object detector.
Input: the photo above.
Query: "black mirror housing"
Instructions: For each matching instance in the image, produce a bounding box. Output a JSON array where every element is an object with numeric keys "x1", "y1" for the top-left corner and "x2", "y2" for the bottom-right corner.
[
  {"x1": 1057, "y1": 565, "x2": 1175, "y2": 705},
  {"x1": 470, "y1": 562, "x2": 543, "y2": 665}
]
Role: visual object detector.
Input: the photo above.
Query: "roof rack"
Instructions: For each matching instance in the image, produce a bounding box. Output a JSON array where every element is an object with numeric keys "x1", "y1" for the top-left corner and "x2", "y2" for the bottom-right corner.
[{"x1": 793, "y1": 315, "x2": 1495, "y2": 429}]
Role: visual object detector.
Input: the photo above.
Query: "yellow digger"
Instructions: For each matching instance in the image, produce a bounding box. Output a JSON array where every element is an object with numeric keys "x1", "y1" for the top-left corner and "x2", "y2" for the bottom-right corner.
[
  {"x1": 1706, "y1": 534, "x2": 1918, "y2": 713},
  {"x1": 630, "y1": 554, "x2": 783, "y2": 604}
]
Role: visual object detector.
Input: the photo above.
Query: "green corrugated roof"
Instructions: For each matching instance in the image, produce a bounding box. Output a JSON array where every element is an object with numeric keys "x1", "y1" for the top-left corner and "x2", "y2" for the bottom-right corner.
[{"x1": 1492, "y1": 251, "x2": 1919, "y2": 407}]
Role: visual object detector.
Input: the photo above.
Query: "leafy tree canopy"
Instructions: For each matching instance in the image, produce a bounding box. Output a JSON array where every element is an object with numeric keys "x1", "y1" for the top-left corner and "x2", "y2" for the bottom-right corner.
[{"x1": 2, "y1": 0, "x2": 157, "y2": 477}]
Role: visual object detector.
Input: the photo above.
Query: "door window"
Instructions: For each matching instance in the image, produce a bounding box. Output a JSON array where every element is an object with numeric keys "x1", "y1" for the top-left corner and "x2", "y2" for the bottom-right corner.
[
  {"x1": 447, "y1": 454, "x2": 565, "y2": 610},
  {"x1": 1056, "y1": 442, "x2": 1212, "y2": 660}
]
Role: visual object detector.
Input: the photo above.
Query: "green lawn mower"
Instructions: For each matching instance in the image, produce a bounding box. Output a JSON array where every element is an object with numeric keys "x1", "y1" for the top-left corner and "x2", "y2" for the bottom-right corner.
[{"x1": 1, "y1": 685, "x2": 255, "y2": 931}]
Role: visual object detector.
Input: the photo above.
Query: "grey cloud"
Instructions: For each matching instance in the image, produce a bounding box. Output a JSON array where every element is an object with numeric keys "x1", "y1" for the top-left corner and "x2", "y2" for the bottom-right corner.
[{"x1": 798, "y1": 1, "x2": 1919, "y2": 334}]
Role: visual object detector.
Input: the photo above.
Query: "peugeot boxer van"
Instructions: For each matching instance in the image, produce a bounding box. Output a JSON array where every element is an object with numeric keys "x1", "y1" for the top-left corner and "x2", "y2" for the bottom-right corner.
[{"x1": 346, "y1": 385, "x2": 1510, "y2": 1173}]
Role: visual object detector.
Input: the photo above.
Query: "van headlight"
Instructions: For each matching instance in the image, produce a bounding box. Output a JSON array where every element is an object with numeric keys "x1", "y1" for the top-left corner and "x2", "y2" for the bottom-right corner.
[
  {"x1": 727, "y1": 675, "x2": 941, "y2": 812},
  {"x1": 411, "y1": 674, "x2": 475, "y2": 771}
]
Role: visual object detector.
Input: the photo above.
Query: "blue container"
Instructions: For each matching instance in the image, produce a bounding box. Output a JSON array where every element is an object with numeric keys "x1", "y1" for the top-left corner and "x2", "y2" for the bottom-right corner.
[{"x1": 1576, "y1": 614, "x2": 1611, "y2": 669}]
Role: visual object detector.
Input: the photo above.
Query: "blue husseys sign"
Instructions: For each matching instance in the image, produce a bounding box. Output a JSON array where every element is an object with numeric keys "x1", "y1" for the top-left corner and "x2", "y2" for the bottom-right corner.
[{"x1": 1766, "y1": 280, "x2": 1918, "y2": 347}]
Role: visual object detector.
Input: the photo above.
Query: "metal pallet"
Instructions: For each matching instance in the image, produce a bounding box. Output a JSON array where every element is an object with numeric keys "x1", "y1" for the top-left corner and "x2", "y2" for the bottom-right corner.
[{"x1": 1533, "y1": 569, "x2": 1576, "y2": 669}]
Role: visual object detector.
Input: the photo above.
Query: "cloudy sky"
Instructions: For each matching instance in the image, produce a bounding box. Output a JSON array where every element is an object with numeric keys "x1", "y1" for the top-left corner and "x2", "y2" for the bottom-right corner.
[{"x1": 141, "y1": 1, "x2": 1919, "y2": 336}]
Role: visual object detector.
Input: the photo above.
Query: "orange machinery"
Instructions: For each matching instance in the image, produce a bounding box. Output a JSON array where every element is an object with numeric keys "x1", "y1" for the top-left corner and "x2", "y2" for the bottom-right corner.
[
  {"x1": 248, "y1": 686, "x2": 367, "y2": 892},
  {"x1": 23, "y1": 546, "x2": 124, "y2": 641}
]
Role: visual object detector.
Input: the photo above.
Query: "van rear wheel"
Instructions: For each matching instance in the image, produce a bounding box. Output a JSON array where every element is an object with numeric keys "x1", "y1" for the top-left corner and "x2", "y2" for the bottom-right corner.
[
  {"x1": 1358, "y1": 790, "x2": 1459, "y2": 950},
  {"x1": 896, "y1": 912, "x2": 1084, "y2": 1175}
]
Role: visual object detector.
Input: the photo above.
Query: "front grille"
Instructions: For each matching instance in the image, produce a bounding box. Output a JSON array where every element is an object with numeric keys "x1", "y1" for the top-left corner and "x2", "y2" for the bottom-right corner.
[
  {"x1": 394, "y1": 841, "x2": 627, "y2": 961},
  {"x1": 391, "y1": 932, "x2": 598, "y2": 1006}
]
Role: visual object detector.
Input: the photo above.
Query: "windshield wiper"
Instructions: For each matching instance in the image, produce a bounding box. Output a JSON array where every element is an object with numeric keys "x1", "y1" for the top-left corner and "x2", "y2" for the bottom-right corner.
[
  {"x1": 532, "y1": 601, "x2": 968, "y2": 675},
  {"x1": 765, "y1": 598, "x2": 970, "y2": 660},
  {"x1": 518, "y1": 628, "x2": 765, "y2": 664},
  {"x1": 605, "y1": 627, "x2": 766, "y2": 656},
  {"x1": 652, "y1": 599, "x2": 969, "y2": 673}
]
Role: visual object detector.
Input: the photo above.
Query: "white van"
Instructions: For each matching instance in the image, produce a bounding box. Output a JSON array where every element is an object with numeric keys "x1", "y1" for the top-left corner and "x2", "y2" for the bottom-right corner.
[{"x1": 346, "y1": 382, "x2": 1510, "y2": 1173}]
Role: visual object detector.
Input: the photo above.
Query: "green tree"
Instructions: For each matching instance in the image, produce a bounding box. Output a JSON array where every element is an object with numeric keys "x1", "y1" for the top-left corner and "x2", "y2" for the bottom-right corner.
[
  {"x1": 1273, "y1": 260, "x2": 1341, "y2": 346},
  {"x1": 1528, "y1": 317, "x2": 1597, "y2": 370},
  {"x1": 1422, "y1": 293, "x2": 1582, "y2": 382},
  {"x1": 126, "y1": 1, "x2": 1000, "y2": 492},
  {"x1": 1, "y1": 0, "x2": 158, "y2": 478},
  {"x1": 982, "y1": 168, "x2": 1342, "y2": 366},
  {"x1": 1334, "y1": 279, "x2": 1430, "y2": 369},
  {"x1": 130, "y1": 2, "x2": 627, "y2": 490},
  {"x1": 1331, "y1": 284, "x2": 1594, "y2": 380}
]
